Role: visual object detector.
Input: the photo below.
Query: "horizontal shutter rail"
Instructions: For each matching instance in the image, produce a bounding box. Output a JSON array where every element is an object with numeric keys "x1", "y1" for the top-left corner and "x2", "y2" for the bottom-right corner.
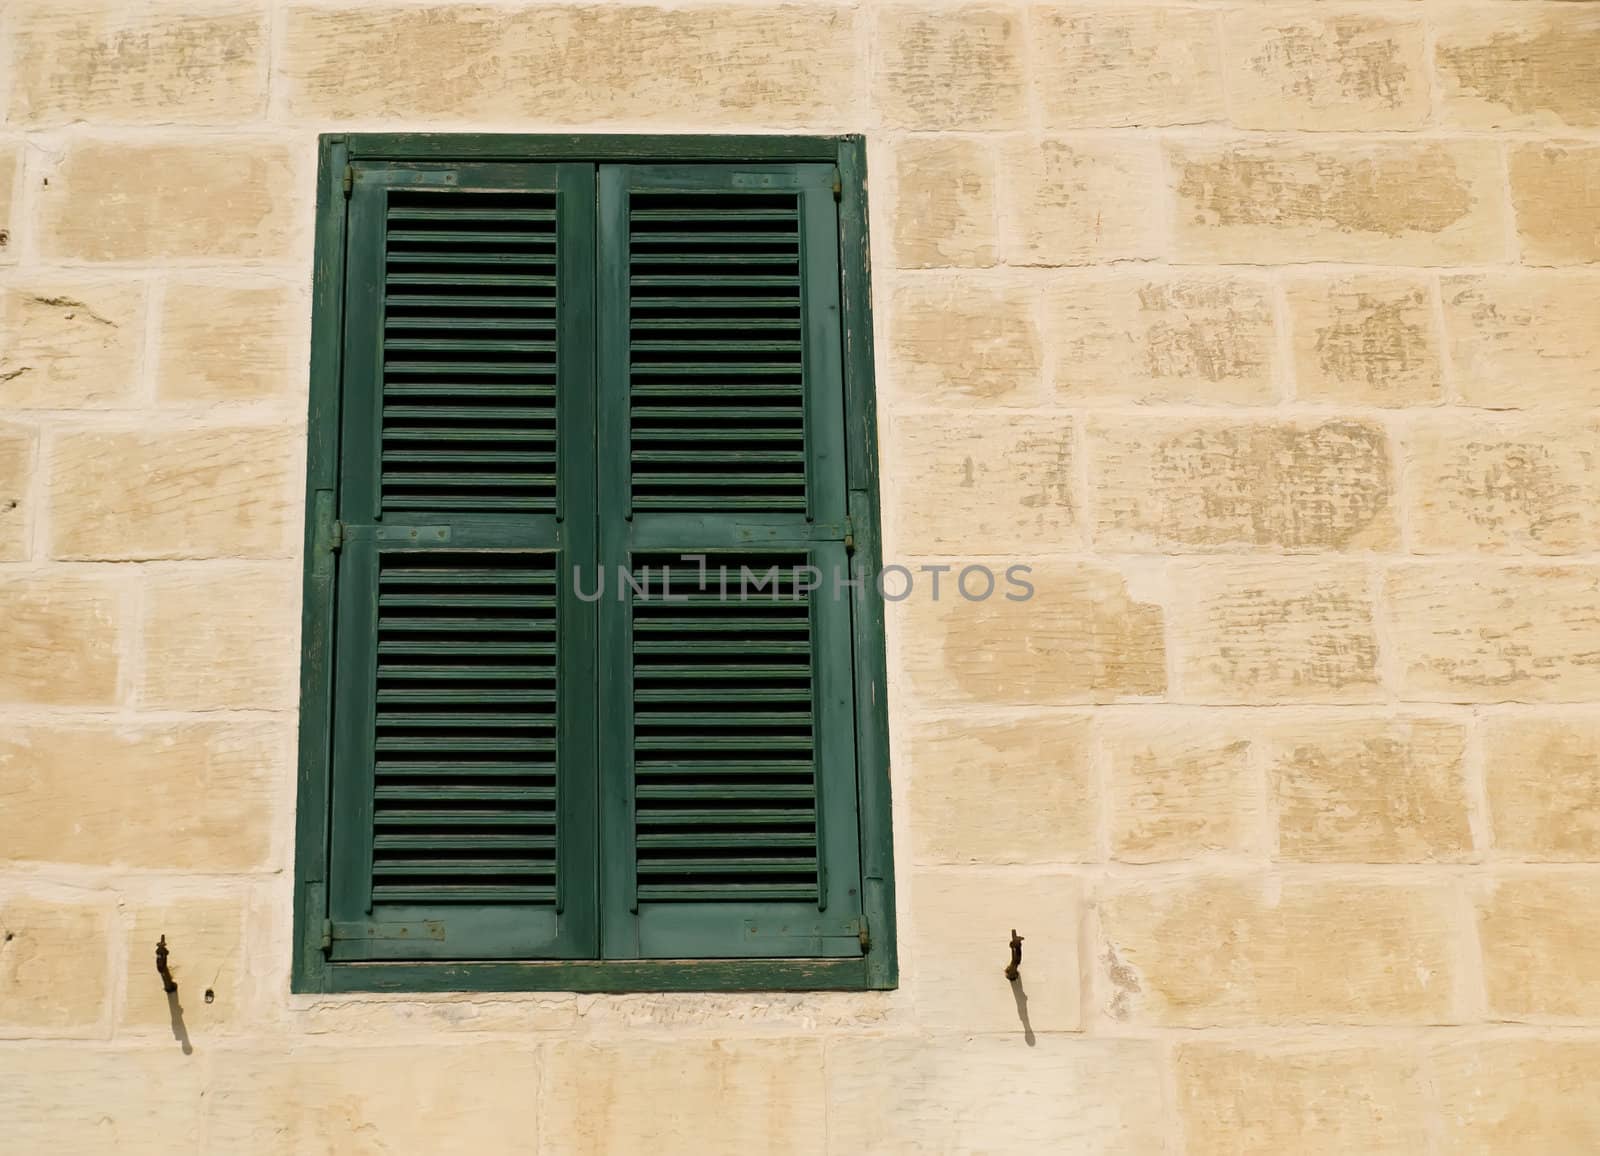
[
  {"x1": 387, "y1": 206, "x2": 556, "y2": 223},
  {"x1": 375, "y1": 760, "x2": 552, "y2": 777},
  {"x1": 375, "y1": 784, "x2": 555, "y2": 801}
]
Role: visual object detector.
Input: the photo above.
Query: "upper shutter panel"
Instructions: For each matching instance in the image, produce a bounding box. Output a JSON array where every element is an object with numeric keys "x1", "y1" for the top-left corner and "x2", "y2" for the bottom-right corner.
[
  {"x1": 330, "y1": 163, "x2": 598, "y2": 962},
  {"x1": 626, "y1": 188, "x2": 813, "y2": 515},
  {"x1": 381, "y1": 188, "x2": 559, "y2": 515}
]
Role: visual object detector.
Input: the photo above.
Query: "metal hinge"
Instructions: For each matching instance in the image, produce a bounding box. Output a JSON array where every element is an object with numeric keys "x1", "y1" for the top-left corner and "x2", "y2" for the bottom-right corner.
[
  {"x1": 329, "y1": 919, "x2": 446, "y2": 944},
  {"x1": 832, "y1": 169, "x2": 842, "y2": 201},
  {"x1": 320, "y1": 919, "x2": 333, "y2": 953},
  {"x1": 329, "y1": 519, "x2": 344, "y2": 553},
  {"x1": 858, "y1": 920, "x2": 871, "y2": 952},
  {"x1": 342, "y1": 164, "x2": 354, "y2": 198},
  {"x1": 842, "y1": 515, "x2": 856, "y2": 554}
]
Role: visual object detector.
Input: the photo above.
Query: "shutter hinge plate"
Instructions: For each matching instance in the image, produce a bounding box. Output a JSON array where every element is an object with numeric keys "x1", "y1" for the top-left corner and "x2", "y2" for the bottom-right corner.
[
  {"x1": 832, "y1": 169, "x2": 842, "y2": 201},
  {"x1": 320, "y1": 918, "x2": 333, "y2": 953},
  {"x1": 843, "y1": 515, "x2": 856, "y2": 554},
  {"x1": 342, "y1": 164, "x2": 354, "y2": 198},
  {"x1": 328, "y1": 919, "x2": 447, "y2": 944},
  {"x1": 329, "y1": 519, "x2": 344, "y2": 552}
]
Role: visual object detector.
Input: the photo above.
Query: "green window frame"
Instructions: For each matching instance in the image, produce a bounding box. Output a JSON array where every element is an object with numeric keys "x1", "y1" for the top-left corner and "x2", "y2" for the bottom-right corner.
[{"x1": 293, "y1": 134, "x2": 895, "y2": 993}]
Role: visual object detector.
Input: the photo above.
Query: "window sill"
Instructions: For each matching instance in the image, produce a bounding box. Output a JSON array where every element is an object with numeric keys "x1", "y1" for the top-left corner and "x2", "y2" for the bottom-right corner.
[{"x1": 302, "y1": 956, "x2": 884, "y2": 994}]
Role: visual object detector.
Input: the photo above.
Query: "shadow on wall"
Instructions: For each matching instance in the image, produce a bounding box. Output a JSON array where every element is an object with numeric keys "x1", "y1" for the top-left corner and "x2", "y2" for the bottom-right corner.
[{"x1": 1010, "y1": 977, "x2": 1037, "y2": 1047}]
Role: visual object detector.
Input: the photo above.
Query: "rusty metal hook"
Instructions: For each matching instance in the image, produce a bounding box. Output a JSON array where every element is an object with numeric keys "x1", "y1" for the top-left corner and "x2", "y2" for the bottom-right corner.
[
  {"x1": 156, "y1": 935, "x2": 177, "y2": 993},
  {"x1": 1004, "y1": 929, "x2": 1024, "y2": 981}
]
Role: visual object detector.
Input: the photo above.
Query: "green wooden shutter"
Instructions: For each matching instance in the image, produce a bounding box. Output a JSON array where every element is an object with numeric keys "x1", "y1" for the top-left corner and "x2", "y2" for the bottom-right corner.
[
  {"x1": 596, "y1": 163, "x2": 867, "y2": 959},
  {"x1": 327, "y1": 162, "x2": 598, "y2": 961}
]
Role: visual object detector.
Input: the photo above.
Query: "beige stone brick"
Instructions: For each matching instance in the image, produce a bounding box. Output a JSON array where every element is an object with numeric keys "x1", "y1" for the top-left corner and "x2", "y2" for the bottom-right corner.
[
  {"x1": 292, "y1": 994, "x2": 579, "y2": 1037},
  {"x1": 0, "y1": 279, "x2": 144, "y2": 407},
  {"x1": 0, "y1": 573, "x2": 121, "y2": 705},
  {"x1": 0, "y1": 898, "x2": 111, "y2": 1036},
  {"x1": 39, "y1": 140, "x2": 300, "y2": 261},
  {"x1": 885, "y1": 278, "x2": 1041, "y2": 405},
  {"x1": 1095, "y1": 877, "x2": 1459, "y2": 1025},
  {"x1": 1484, "y1": 714, "x2": 1600, "y2": 861},
  {"x1": 1031, "y1": 7, "x2": 1223, "y2": 128},
  {"x1": 1287, "y1": 274, "x2": 1441, "y2": 407},
  {"x1": 120, "y1": 897, "x2": 252, "y2": 1034},
  {"x1": 874, "y1": 6, "x2": 1024, "y2": 130},
  {"x1": 283, "y1": 4, "x2": 860, "y2": 125},
  {"x1": 8, "y1": 1, "x2": 268, "y2": 126},
  {"x1": 50, "y1": 426, "x2": 299, "y2": 560},
  {"x1": 1444, "y1": 272, "x2": 1600, "y2": 408},
  {"x1": 888, "y1": 138, "x2": 997, "y2": 269},
  {"x1": 1000, "y1": 139, "x2": 1163, "y2": 266},
  {"x1": 0, "y1": 145, "x2": 17, "y2": 262},
  {"x1": 1172, "y1": 560, "x2": 1380, "y2": 704},
  {"x1": 141, "y1": 565, "x2": 299, "y2": 709},
  {"x1": 1089, "y1": 417, "x2": 1395, "y2": 553},
  {"x1": 1438, "y1": 10, "x2": 1600, "y2": 130},
  {"x1": 1169, "y1": 140, "x2": 1508, "y2": 264},
  {"x1": 1104, "y1": 716, "x2": 1259, "y2": 862},
  {"x1": 889, "y1": 412, "x2": 1075, "y2": 553},
  {"x1": 0, "y1": 425, "x2": 32, "y2": 560},
  {"x1": 1511, "y1": 144, "x2": 1600, "y2": 266},
  {"x1": 0, "y1": 1048, "x2": 202, "y2": 1154},
  {"x1": 158, "y1": 280, "x2": 303, "y2": 402},
  {"x1": 1479, "y1": 874, "x2": 1600, "y2": 1017},
  {"x1": 532, "y1": 4, "x2": 869, "y2": 127},
  {"x1": 1386, "y1": 564, "x2": 1600, "y2": 703},
  {"x1": 1433, "y1": 1040, "x2": 1600, "y2": 1154},
  {"x1": 1403, "y1": 415, "x2": 1600, "y2": 554},
  {"x1": 899, "y1": 562, "x2": 1166, "y2": 705},
  {"x1": 907, "y1": 713, "x2": 1094, "y2": 863},
  {"x1": 543, "y1": 1040, "x2": 820, "y2": 1155},
  {"x1": 1267, "y1": 717, "x2": 1470, "y2": 863},
  {"x1": 207, "y1": 1045, "x2": 541, "y2": 1151},
  {"x1": 282, "y1": 4, "x2": 525, "y2": 120},
  {"x1": 0, "y1": 722, "x2": 283, "y2": 870},
  {"x1": 911, "y1": 872, "x2": 1080, "y2": 1031},
  {"x1": 1177, "y1": 1043, "x2": 1432, "y2": 1156},
  {"x1": 1225, "y1": 12, "x2": 1429, "y2": 131},
  {"x1": 1048, "y1": 272, "x2": 1277, "y2": 405},
  {"x1": 827, "y1": 1037, "x2": 1167, "y2": 1155}
]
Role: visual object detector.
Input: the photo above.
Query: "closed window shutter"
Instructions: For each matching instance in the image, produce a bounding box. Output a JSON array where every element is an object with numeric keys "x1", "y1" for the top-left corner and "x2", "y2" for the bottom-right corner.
[
  {"x1": 596, "y1": 164, "x2": 867, "y2": 958},
  {"x1": 327, "y1": 163, "x2": 598, "y2": 961}
]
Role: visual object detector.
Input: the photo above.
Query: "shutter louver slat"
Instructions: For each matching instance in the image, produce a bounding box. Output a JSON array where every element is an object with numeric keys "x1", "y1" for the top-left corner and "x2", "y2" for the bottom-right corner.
[
  {"x1": 381, "y1": 189, "x2": 558, "y2": 515},
  {"x1": 371, "y1": 553, "x2": 558, "y2": 905},
  {"x1": 630, "y1": 553, "x2": 820, "y2": 905}
]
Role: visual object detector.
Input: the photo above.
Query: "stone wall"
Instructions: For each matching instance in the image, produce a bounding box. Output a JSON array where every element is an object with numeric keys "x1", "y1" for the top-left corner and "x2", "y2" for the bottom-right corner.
[{"x1": 2, "y1": 1, "x2": 1599, "y2": 1151}]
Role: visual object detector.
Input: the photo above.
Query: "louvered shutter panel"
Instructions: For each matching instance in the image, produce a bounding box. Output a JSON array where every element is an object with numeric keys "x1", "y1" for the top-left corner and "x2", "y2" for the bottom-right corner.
[
  {"x1": 597, "y1": 164, "x2": 867, "y2": 958},
  {"x1": 327, "y1": 163, "x2": 598, "y2": 960}
]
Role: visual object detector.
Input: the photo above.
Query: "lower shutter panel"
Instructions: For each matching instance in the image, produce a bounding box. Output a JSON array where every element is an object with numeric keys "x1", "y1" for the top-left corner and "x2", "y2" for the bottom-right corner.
[
  {"x1": 632, "y1": 553, "x2": 820, "y2": 905},
  {"x1": 626, "y1": 551, "x2": 864, "y2": 958},
  {"x1": 372, "y1": 553, "x2": 558, "y2": 905},
  {"x1": 329, "y1": 547, "x2": 573, "y2": 961}
]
